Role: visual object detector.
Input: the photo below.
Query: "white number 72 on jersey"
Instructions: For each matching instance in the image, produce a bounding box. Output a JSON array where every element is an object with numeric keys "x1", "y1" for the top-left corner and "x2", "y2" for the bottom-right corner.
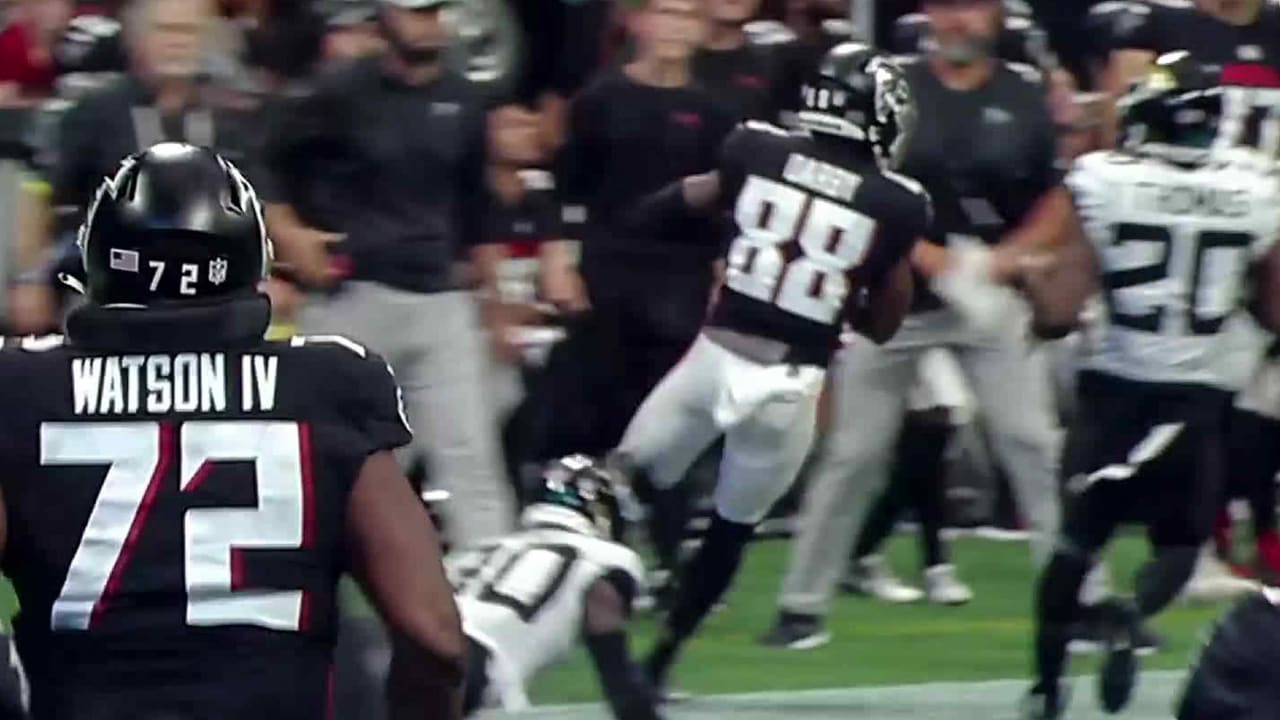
[
  {"x1": 41, "y1": 420, "x2": 310, "y2": 632},
  {"x1": 727, "y1": 175, "x2": 876, "y2": 324}
]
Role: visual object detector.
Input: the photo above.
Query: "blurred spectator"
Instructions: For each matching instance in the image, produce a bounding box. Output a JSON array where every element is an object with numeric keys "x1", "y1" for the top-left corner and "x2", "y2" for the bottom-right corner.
[
  {"x1": 243, "y1": 0, "x2": 326, "y2": 85},
  {"x1": 261, "y1": 0, "x2": 515, "y2": 546},
  {"x1": 52, "y1": 14, "x2": 127, "y2": 77},
  {"x1": 9, "y1": 0, "x2": 261, "y2": 334},
  {"x1": 317, "y1": 0, "x2": 381, "y2": 62},
  {"x1": 483, "y1": 102, "x2": 576, "y2": 497},
  {"x1": 484, "y1": 103, "x2": 578, "y2": 316},
  {"x1": 0, "y1": 0, "x2": 74, "y2": 103},
  {"x1": 1104, "y1": 0, "x2": 1280, "y2": 146},
  {"x1": 692, "y1": 0, "x2": 789, "y2": 121},
  {"x1": 530, "y1": 0, "x2": 734, "y2": 468}
]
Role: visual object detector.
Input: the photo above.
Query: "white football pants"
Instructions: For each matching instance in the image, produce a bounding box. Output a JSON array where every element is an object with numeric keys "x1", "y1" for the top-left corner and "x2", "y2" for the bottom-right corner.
[{"x1": 616, "y1": 334, "x2": 825, "y2": 525}]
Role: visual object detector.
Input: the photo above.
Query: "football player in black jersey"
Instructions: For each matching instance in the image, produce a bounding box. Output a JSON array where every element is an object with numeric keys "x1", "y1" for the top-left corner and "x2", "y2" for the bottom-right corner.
[
  {"x1": 0, "y1": 144, "x2": 464, "y2": 720},
  {"x1": 610, "y1": 42, "x2": 928, "y2": 696}
]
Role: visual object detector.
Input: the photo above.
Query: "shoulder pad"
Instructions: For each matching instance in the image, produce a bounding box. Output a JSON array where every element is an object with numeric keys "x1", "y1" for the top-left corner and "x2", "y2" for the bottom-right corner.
[
  {"x1": 290, "y1": 334, "x2": 413, "y2": 451},
  {"x1": 741, "y1": 119, "x2": 789, "y2": 137},
  {"x1": 289, "y1": 333, "x2": 367, "y2": 357},
  {"x1": 883, "y1": 169, "x2": 928, "y2": 199},
  {"x1": 1006, "y1": 61, "x2": 1046, "y2": 85},
  {"x1": 586, "y1": 538, "x2": 647, "y2": 591},
  {"x1": 1065, "y1": 151, "x2": 1126, "y2": 208},
  {"x1": 882, "y1": 171, "x2": 934, "y2": 230}
]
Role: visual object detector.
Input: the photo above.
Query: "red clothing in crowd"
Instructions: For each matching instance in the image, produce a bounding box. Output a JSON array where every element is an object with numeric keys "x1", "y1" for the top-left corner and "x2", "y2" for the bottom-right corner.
[{"x1": 0, "y1": 21, "x2": 57, "y2": 98}]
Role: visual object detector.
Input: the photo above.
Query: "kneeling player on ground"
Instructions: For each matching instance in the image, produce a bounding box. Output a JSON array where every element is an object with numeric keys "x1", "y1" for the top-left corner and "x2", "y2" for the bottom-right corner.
[
  {"x1": 0, "y1": 144, "x2": 464, "y2": 720},
  {"x1": 1024, "y1": 54, "x2": 1280, "y2": 720},
  {"x1": 447, "y1": 456, "x2": 658, "y2": 720},
  {"x1": 610, "y1": 43, "x2": 930, "y2": 694}
]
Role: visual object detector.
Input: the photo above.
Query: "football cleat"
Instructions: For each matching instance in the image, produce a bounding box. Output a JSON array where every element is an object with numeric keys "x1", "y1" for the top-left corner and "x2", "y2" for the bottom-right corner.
[
  {"x1": 758, "y1": 612, "x2": 832, "y2": 650},
  {"x1": 842, "y1": 555, "x2": 924, "y2": 604},
  {"x1": 924, "y1": 564, "x2": 974, "y2": 606},
  {"x1": 1098, "y1": 600, "x2": 1140, "y2": 713}
]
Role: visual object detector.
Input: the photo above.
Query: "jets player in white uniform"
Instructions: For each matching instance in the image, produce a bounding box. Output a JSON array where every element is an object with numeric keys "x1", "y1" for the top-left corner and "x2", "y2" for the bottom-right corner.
[
  {"x1": 1023, "y1": 52, "x2": 1280, "y2": 720},
  {"x1": 447, "y1": 456, "x2": 657, "y2": 720}
]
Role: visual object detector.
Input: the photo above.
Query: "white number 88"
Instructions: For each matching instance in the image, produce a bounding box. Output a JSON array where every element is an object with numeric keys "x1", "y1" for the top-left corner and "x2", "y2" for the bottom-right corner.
[{"x1": 726, "y1": 175, "x2": 876, "y2": 324}]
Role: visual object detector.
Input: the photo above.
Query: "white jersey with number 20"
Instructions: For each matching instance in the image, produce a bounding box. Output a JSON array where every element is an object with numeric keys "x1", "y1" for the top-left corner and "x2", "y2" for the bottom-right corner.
[
  {"x1": 1069, "y1": 149, "x2": 1280, "y2": 388},
  {"x1": 445, "y1": 527, "x2": 646, "y2": 710}
]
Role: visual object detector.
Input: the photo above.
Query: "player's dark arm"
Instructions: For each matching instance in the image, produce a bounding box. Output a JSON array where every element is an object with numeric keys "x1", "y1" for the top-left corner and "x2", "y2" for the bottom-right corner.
[
  {"x1": 621, "y1": 172, "x2": 723, "y2": 240},
  {"x1": 582, "y1": 576, "x2": 663, "y2": 720},
  {"x1": 1019, "y1": 215, "x2": 1100, "y2": 339},
  {"x1": 347, "y1": 451, "x2": 466, "y2": 720},
  {"x1": 848, "y1": 256, "x2": 913, "y2": 345},
  {"x1": 1249, "y1": 240, "x2": 1280, "y2": 334}
]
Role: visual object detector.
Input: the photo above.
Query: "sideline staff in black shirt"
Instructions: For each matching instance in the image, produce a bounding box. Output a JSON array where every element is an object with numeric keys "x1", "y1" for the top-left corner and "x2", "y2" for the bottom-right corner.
[
  {"x1": 693, "y1": 0, "x2": 788, "y2": 121},
  {"x1": 550, "y1": 0, "x2": 734, "y2": 455},
  {"x1": 263, "y1": 0, "x2": 516, "y2": 546}
]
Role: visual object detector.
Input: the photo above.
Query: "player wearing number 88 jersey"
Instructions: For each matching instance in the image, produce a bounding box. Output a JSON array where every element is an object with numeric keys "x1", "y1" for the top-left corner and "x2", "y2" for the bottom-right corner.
[
  {"x1": 0, "y1": 144, "x2": 465, "y2": 720},
  {"x1": 610, "y1": 42, "x2": 928, "y2": 695},
  {"x1": 1024, "y1": 53, "x2": 1280, "y2": 720},
  {"x1": 446, "y1": 456, "x2": 655, "y2": 719}
]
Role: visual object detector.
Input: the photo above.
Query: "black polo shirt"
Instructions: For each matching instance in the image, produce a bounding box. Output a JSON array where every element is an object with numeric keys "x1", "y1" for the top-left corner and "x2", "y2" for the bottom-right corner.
[
  {"x1": 260, "y1": 57, "x2": 490, "y2": 294},
  {"x1": 897, "y1": 57, "x2": 1063, "y2": 312},
  {"x1": 692, "y1": 41, "x2": 788, "y2": 122},
  {"x1": 556, "y1": 70, "x2": 734, "y2": 272}
]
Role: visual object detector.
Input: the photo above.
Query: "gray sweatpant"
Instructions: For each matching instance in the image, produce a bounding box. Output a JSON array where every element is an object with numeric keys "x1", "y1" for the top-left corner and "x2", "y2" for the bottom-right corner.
[
  {"x1": 778, "y1": 307, "x2": 1060, "y2": 616},
  {"x1": 300, "y1": 282, "x2": 515, "y2": 546}
]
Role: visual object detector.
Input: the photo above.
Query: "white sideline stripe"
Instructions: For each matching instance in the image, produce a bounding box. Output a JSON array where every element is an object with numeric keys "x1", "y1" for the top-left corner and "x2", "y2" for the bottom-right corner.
[{"x1": 509, "y1": 671, "x2": 1185, "y2": 712}]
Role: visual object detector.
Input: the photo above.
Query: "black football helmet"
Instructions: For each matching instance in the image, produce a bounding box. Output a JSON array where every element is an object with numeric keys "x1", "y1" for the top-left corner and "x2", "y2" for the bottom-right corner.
[
  {"x1": 1117, "y1": 51, "x2": 1226, "y2": 164},
  {"x1": 521, "y1": 455, "x2": 627, "y2": 543},
  {"x1": 77, "y1": 143, "x2": 271, "y2": 306},
  {"x1": 796, "y1": 42, "x2": 916, "y2": 170}
]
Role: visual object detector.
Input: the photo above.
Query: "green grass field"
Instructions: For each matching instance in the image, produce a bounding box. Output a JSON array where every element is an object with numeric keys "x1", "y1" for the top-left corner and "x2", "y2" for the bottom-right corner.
[
  {"x1": 0, "y1": 530, "x2": 1231, "y2": 719},
  {"x1": 530, "y1": 533, "x2": 1231, "y2": 705}
]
